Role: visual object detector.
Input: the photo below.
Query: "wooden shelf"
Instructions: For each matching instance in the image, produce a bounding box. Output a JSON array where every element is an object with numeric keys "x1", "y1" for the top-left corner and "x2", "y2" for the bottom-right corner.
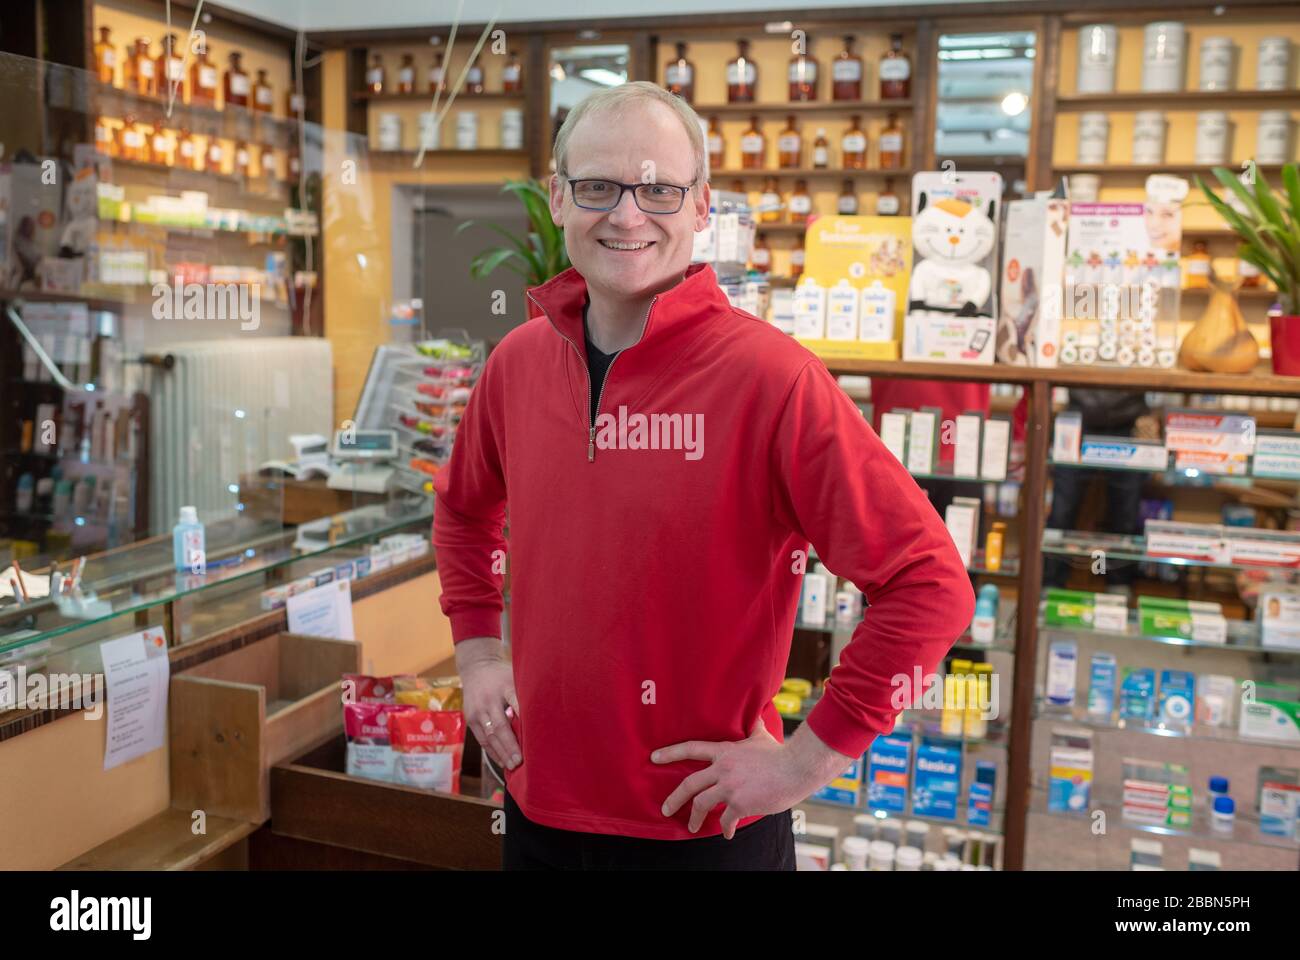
[
  {"x1": 0, "y1": 288, "x2": 131, "y2": 312},
  {"x1": 692, "y1": 98, "x2": 912, "y2": 116},
  {"x1": 368, "y1": 148, "x2": 528, "y2": 159},
  {"x1": 1181, "y1": 285, "x2": 1280, "y2": 299},
  {"x1": 59, "y1": 808, "x2": 256, "y2": 871},
  {"x1": 95, "y1": 82, "x2": 300, "y2": 135},
  {"x1": 1054, "y1": 163, "x2": 1284, "y2": 176},
  {"x1": 1057, "y1": 90, "x2": 1300, "y2": 111},
  {"x1": 818, "y1": 357, "x2": 1300, "y2": 397},
  {"x1": 108, "y1": 156, "x2": 292, "y2": 195},
  {"x1": 352, "y1": 90, "x2": 524, "y2": 104},
  {"x1": 755, "y1": 223, "x2": 809, "y2": 234},
  {"x1": 713, "y1": 166, "x2": 911, "y2": 178}
]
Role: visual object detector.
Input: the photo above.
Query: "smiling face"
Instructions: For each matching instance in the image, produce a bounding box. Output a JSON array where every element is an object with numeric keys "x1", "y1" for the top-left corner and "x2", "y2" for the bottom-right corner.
[
  {"x1": 913, "y1": 197, "x2": 995, "y2": 265},
  {"x1": 549, "y1": 100, "x2": 710, "y2": 305}
]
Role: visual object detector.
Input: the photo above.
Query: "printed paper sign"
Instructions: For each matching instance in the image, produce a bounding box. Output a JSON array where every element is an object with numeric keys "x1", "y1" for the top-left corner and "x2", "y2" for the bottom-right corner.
[
  {"x1": 287, "y1": 578, "x2": 355, "y2": 640},
  {"x1": 101, "y1": 626, "x2": 170, "y2": 771}
]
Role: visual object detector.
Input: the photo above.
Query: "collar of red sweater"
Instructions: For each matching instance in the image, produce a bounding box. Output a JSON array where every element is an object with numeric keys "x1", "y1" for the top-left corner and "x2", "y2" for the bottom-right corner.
[{"x1": 525, "y1": 262, "x2": 732, "y2": 370}]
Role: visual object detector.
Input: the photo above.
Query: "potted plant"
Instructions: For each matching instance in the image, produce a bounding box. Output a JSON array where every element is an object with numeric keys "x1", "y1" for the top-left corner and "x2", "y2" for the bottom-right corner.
[
  {"x1": 1196, "y1": 163, "x2": 1300, "y2": 375},
  {"x1": 456, "y1": 178, "x2": 570, "y2": 287}
]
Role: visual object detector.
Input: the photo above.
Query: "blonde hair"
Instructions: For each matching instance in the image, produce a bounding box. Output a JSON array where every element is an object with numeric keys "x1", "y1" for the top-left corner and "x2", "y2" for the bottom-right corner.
[{"x1": 553, "y1": 80, "x2": 707, "y2": 186}]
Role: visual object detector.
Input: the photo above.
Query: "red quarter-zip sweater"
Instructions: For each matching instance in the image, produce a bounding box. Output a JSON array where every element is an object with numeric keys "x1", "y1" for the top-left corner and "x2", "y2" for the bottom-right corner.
[{"x1": 432, "y1": 263, "x2": 974, "y2": 840}]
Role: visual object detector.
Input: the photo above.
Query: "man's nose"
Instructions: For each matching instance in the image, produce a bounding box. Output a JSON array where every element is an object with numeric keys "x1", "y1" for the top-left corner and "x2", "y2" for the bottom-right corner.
[{"x1": 606, "y1": 188, "x2": 648, "y2": 228}]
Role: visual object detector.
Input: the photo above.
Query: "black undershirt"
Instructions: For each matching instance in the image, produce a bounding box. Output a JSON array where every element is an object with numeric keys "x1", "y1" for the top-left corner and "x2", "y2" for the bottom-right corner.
[{"x1": 582, "y1": 301, "x2": 618, "y2": 424}]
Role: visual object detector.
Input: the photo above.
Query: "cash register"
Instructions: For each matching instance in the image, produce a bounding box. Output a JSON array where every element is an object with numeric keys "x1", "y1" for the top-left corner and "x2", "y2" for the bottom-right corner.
[{"x1": 326, "y1": 428, "x2": 398, "y2": 494}]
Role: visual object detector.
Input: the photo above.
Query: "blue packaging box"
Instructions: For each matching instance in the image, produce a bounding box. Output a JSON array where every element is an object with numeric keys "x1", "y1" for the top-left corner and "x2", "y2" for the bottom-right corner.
[
  {"x1": 1120, "y1": 667, "x2": 1156, "y2": 721},
  {"x1": 865, "y1": 734, "x2": 911, "y2": 814},
  {"x1": 912, "y1": 737, "x2": 962, "y2": 821},
  {"x1": 813, "y1": 755, "x2": 865, "y2": 807},
  {"x1": 1087, "y1": 653, "x2": 1117, "y2": 717},
  {"x1": 1158, "y1": 669, "x2": 1196, "y2": 725},
  {"x1": 967, "y1": 759, "x2": 997, "y2": 827}
]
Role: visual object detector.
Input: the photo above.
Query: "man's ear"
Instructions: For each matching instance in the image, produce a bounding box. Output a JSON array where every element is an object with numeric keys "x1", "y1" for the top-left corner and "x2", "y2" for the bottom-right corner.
[
  {"x1": 694, "y1": 180, "x2": 711, "y2": 232},
  {"x1": 548, "y1": 174, "x2": 565, "y2": 226}
]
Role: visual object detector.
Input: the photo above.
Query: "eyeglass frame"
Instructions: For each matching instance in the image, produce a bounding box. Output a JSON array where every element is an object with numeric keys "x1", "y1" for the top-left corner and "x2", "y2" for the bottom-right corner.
[{"x1": 565, "y1": 177, "x2": 699, "y2": 215}]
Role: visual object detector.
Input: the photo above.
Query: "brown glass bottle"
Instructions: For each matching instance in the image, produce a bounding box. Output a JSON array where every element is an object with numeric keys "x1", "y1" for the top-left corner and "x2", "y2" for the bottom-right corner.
[
  {"x1": 126, "y1": 37, "x2": 156, "y2": 96},
  {"x1": 760, "y1": 177, "x2": 782, "y2": 223},
  {"x1": 396, "y1": 54, "x2": 416, "y2": 95},
  {"x1": 253, "y1": 69, "x2": 274, "y2": 112},
  {"x1": 288, "y1": 145, "x2": 302, "y2": 180},
  {"x1": 665, "y1": 42, "x2": 694, "y2": 101},
  {"x1": 812, "y1": 128, "x2": 830, "y2": 168},
  {"x1": 224, "y1": 52, "x2": 251, "y2": 109},
  {"x1": 234, "y1": 139, "x2": 252, "y2": 177},
  {"x1": 877, "y1": 178, "x2": 901, "y2": 216},
  {"x1": 158, "y1": 34, "x2": 185, "y2": 100},
  {"x1": 837, "y1": 179, "x2": 858, "y2": 215},
  {"x1": 791, "y1": 235, "x2": 805, "y2": 279},
  {"x1": 177, "y1": 127, "x2": 199, "y2": 170},
  {"x1": 788, "y1": 179, "x2": 813, "y2": 224},
  {"x1": 777, "y1": 115, "x2": 801, "y2": 168},
  {"x1": 119, "y1": 115, "x2": 147, "y2": 161},
  {"x1": 95, "y1": 27, "x2": 117, "y2": 86},
  {"x1": 880, "y1": 33, "x2": 911, "y2": 100},
  {"x1": 788, "y1": 38, "x2": 818, "y2": 102},
  {"x1": 149, "y1": 119, "x2": 174, "y2": 165},
  {"x1": 95, "y1": 115, "x2": 118, "y2": 158},
  {"x1": 842, "y1": 115, "x2": 867, "y2": 170},
  {"x1": 259, "y1": 145, "x2": 277, "y2": 180},
  {"x1": 503, "y1": 50, "x2": 523, "y2": 94},
  {"x1": 727, "y1": 40, "x2": 757, "y2": 103},
  {"x1": 740, "y1": 115, "x2": 766, "y2": 170},
  {"x1": 706, "y1": 116, "x2": 725, "y2": 172},
  {"x1": 832, "y1": 36, "x2": 863, "y2": 101},
  {"x1": 191, "y1": 48, "x2": 219, "y2": 105},
  {"x1": 287, "y1": 85, "x2": 305, "y2": 116},
  {"x1": 428, "y1": 53, "x2": 446, "y2": 94},
  {"x1": 466, "y1": 60, "x2": 484, "y2": 95},
  {"x1": 729, "y1": 179, "x2": 746, "y2": 196},
  {"x1": 879, "y1": 112, "x2": 904, "y2": 169},
  {"x1": 750, "y1": 232, "x2": 772, "y2": 273},
  {"x1": 205, "y1": 135, "x2": 225, "y2": 173},
  {"x1": 365, "y1": 53, "x2": 385, "y2": 95}
]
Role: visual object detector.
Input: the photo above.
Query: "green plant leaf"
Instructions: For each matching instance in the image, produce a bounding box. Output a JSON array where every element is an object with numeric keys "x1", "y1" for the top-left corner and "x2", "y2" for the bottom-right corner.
[{"x1": 469, "y1": 246, "x2": 525, "y2": 280}]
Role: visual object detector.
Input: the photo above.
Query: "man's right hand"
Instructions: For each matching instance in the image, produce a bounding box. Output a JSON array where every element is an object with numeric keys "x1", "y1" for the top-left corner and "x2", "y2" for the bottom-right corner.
[{"x1": 455, "y1": 636, "x2": 522, "y2": 771}]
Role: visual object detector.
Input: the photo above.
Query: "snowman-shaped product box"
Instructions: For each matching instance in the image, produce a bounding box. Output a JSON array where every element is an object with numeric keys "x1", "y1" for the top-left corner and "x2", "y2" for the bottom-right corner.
[{"x1": 903, "y1": 171, "x2": 1002, "y2": 363}]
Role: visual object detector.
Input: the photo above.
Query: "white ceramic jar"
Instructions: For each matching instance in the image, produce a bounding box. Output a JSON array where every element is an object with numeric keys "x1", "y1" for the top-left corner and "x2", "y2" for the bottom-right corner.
[
  {"x1": 1077, "y1": 112, "x2": 1110, "y2": 164},
  {"x1": 1256, "y1": 110, "x2": 1291, "y2": 164},
  {"x1": 418, "y1": 111, "x2": 441, "y2": 150},
  {"x1": 500, "y1": 108, "x2": 524, "y2": 149},
  {"x1": 1257, "y1": 37, "x2": 1290, "y2": 91},
  {"x1": 377, "y1": 112, "x2": 403, "y2": 151},
  {"x1": 1198, "y1": 36, "x2": 1234, "y2": 91},
  {"x1": 456, "y1": 111, "x2": 479, "y2": 150},
  {"x1": 1069, "y1": 173, "x2": 1100, "y2": 202},
  {"x1": 1141, "y1": 21, "x2": 1186, "y2": 92},
  {"x1": 1194, "y1": 110, "x2": 1230, "y2": 164},
  {"x1": 1132, "y1": 110, "x2": 1167, "y2": 164},
  {"x1": 1077, "y1": 24, "x2": 1118, "y2": 93}
]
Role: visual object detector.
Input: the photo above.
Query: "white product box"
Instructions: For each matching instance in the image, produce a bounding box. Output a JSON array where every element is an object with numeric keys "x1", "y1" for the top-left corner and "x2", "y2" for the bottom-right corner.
[
  {"x1": 944, "y1": 496, "x2": 981, "y2": 569},
  {"x1": 1053, "y1": 411, "x2": 1082, "y2": 463},
  {"x1": 1195, "y1": 674, "x2": 1236, "y2": 728},
  {"x1": 902, "y1": 315, "x2": 996, "y2": 363},
  {"x1": 997, "y1": 198, "x2": 1069, "y2": 366},
  {"x1": 906, "y1": 410, "x2": 938, "y2": 475},
  {"x1": 859, "y1": 281, "x2": 896, "y2": 341},
  {"x1": 1261, "y1": 592, "x2": 1300, "y2": 650},
  {"x1": 793, "y1": 280, "x2": 827, "y2": 339},
  {"x1": 1144, "y1": 520, "x2": 1225, "y2": 562},
  {"x1": 715, "y1": 212, "x2": 742, "y2": 263},
  {"x1": 1260, "y1": 781, "x2": 1300, "y2": 839},
  {"x1": 1080, "y1": 436, "x2": 1168, "y2": 470},
  {"x1": 1255, "y1": 430, "x2": 1300, "y2": 458},
  {"x1": 1174, "y1": 450, "x2": 1249, "y2": 475},
  {"x1": 1252, "y1": 453, "x2": 1300, "y2": 479},
  {"x1": 953, "y1": 413, "x2": 982, "y2": 479},
  {"x1": 980, "y1": 417, "x2": 1010, "y2": 481},
  {"x1": 1227, "y1": 532, "x2": 1300, "y2": 568},
  {"x1": 880, "y1": 412, "x2": 909, "y2": 464},
  {"x1": 770, "y1": 289, "x2": 796, "y2": 335},
  {"x1": 1092, "y1": 595, "x2": 1129, "y2": 632},
  {"x1": 1165, "y1": 411, "x2": 1256, "y2": 456},
  {"x1": 801, "y1": 572, "x2": 829, "y2": 626},
  {"x1": 826, "y1": 280, "x2": 860, "y2": 341}
]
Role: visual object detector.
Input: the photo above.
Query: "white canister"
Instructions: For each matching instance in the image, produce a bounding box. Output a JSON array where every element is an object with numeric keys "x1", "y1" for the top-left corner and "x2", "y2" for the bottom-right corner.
[
  {"x1": 1257, "y1": 110, "x2": 1291, "y2": 165},
  {"x1": 456, "y1": 111, "x2": 479, "y2": 150},
  {"x1": 501, "y1": 108, "x2": 524, "y2": 150},
  {"x1": 868, "y1": 839, "x2": 896, "y2": 871},
  {"x1": 1077, "y1": 112, "x2": 1109, "y2": 164},
  {"x1": 377, "y1": 113, "x2": 403, "y2": 151},
  {"x1": 418, "y1": 111, "x2": 441, "y2": 150},
  {"x1": 841, "y1": 835, "x2": 870, "y2": 871},
  {"x1": 1068, "y1": 173, "x2": 1100, "y2": 202},
  {"x1": 1132, "y1": 110, "x2": 1166, "y2": 164},
  {"x1": 1141, "y1": 21, "x2": 1186, "y2": 93},
  {"x1": 1077, "y1": 24, "x2": 1118, "y2": 94},
  {"x1": 1257, "y1": 37, "x2": 1291, "y2": 91},
  {"x1": 1194, "y1": 111, "x2": 1230, "y2": 164},
  {"x1": 1198, "y1": 37, "x2": 1234, "y2": 91},
  {"x1": 895, "y1": 845, "x2": 923, "y2": 871}
]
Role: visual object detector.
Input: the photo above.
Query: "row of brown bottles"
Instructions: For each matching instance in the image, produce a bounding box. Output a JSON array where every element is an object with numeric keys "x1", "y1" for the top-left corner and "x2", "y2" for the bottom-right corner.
[
  {"x1": 667, "y1": 35, "x2": 910, "y2": 104},
  {"x1": 718, "y1": 113, "x2": 905, "y2": 170},
  {"x1": 364, "y1": 50, "x2": 522, "y2": 95},
  {"x1": 95, "y1": 113, "x2": 301, "y2": 180},
  {"x1": 745, "y1": 177, "x2": 902, "y2": 224},
  {"x1": 94, "y1": 26, "x2": 304, "y2": 115}
]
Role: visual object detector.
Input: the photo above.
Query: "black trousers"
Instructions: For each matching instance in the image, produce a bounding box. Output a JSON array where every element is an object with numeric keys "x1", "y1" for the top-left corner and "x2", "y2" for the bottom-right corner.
[{"x1": 501, "y1": 791, "x2": 797, "y2": 871}]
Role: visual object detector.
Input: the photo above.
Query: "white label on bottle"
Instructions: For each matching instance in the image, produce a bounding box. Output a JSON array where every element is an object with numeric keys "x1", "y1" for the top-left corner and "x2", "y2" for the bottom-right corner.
[
  {"x1": 741, "y1": 133, "x2": 763, "y2": 154},
  {"x1": 290, "y1": 93, "x2": 305, "y2": 112},
  {"x1": 751, "y1": 248, "x2": 770, "y2": 267},
  {"x1": 257, "y1": 86, "x2": 273, "y2": 105},
  {"x1": 200, "y1": 65, "x2": 217, "y2": 88},
  {"x1": 880, "y1": 132, "x2": 902, "y2": 152},
  {"x1": 180, "y1": 140, "x2": 194, "y2": 157},
  {"x1": 429, "y1": 67, "x2": 444, "y2": 86},
  {"x1": 838, "y1": 195, "x2": 857, "y2": 214},
  {"x1": 842, "y1": 132, "x2": 866, "y2": 152},
  {"x1": 788, "y1": 61, "x2": 817, "y2": 82},
  {"x1": 366, "y1": 68, "x2": 382, "y2": 86},
  {"x1": 832, "y1": 60, "x2": 862, "y2": 81},
  {"x1": 790, "y1": 195, "x2": 812, "y2": 214},
  {"x1": 504, "y1": 65, "x2": 521, "y2": 83},
  {"x1": 399, "y1": 67, "x2": 414, "y2": 86},
  {"x1": 707, "y1": 133, "x2": 723, "y2": 154},
  {"x1": 209, "y1": 143, "x2": 223, "y2": 161},
  {"x1": 813, "y1": 145, "x2": 828, "y2": 166},
  {"x1": 726, "y1": 62, "x2": 757, "y2": 85},
  {"x1": 880, "y1": 59, "x2": 910, "y2": 81},
  {"x1": 124, "y1": 130, "x2": 143, "y2": 147},
  {"x1": 139, "y1": 60, "x2": 155, "y2": 78},
  {"x1": 166, "y1": 58, "x2": 184, "y2": 80},
  {"x1": 666, "y1": 64, "x2": 692, "y2": 85},
  {"x1": 778, "y1": 133, "x2": 800, "y2": 152},
  {"x1": 1239, "y1": 259, "x2": 1260, "y2": 277},
  {"x1": 231, "y1": 74, "x2": 250, "y2": 95},
  {"x1": 1187, "y1": 258, "x2": 1210, "y2": 276},
  {"x1": 468, "y1": 66, "x2": 483, "y2": 83},
  {"x1": 152, "y1": 135, "x2": 168, "y2": 152},
  {"x1": 237, "y1": 148, "x2": 250, "y2": 166},
  {"x1": 877, "y1": 194, "x2": 900, "y2": 215},
  {"x1": 102, "y1": 50, "x2": 116, "y2": 67},
  {"x1": 791, "y1": 248, "x2": 805, "y2": 266},
  {"x1": 760, "y1": 191, "x2": 780, "y2": 208}
]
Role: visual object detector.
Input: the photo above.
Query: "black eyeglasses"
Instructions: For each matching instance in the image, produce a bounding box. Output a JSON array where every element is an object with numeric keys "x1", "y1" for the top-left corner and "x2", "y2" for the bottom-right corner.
[{"x1": 567, "y1": 178, "x2": 696, "y2": 215}]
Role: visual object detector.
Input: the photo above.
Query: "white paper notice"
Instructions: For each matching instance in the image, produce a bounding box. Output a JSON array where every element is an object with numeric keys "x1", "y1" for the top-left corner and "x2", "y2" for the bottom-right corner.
[
  {"x1": 101, "y1": 626, "x2": 170, "y2": 771},
  {"x1": 287, "y1": 579, "x2": 355, "y2": 640}
]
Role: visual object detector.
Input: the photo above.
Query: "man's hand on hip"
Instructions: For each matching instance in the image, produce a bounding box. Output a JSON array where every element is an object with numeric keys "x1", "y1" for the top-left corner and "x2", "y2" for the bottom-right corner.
[
  {"x1": 652, "y1": 719, "x2": 853, "y2": 838},
  {"x1": 456, "y1": 636, "x2": 522, "y2": 771}
]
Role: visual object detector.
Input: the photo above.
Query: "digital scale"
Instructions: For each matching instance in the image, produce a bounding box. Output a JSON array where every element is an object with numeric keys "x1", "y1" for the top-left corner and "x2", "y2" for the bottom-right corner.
[{"x1": 326, "y1": 429, "x2": 399, "y2": 494}]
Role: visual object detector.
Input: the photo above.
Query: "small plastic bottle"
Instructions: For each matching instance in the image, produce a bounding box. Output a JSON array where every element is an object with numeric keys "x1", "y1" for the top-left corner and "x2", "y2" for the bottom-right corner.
[
  {"x1": 173, "y1": 505, "x2": 206, "y2": 572},
  {"x1": 1208, "y1": 776, "x2": 1229, "y2": 812},
  {"x1": 1211, "y1": 795, "x2": 1235, "y2": 835}
]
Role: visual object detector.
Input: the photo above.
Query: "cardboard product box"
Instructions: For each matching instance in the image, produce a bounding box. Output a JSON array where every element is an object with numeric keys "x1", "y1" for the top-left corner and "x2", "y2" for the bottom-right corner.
[
  {"x1": 1226, "y1": 531, "x2": 1300, "y2": 569},
  {"x1": 813, "y1": 755, "x2": 865, "y2": 807},
  {"x1": 1251, "y1": 452, "x2": 1300, "y2": 480},
  {"x1": 907, "y1": 408, "x2": 939, "y2": 475},
  {"x1": 1052, "y1": 411, "x2": 1082, "y2": 463},
  {"x1": 879, "y1": 410, "x2": 909, "y2": 464},
  {"x1": 1137, "y1": 596, "x2": 1227, "y2": 644},
  {"x1": 944, "y1": 496, "x2": 982, "y2": 569},
  {"x1": 902, "y1": 314, "x2": 996, "y2": 362},
  {"x1": 1174, "y1": 450, "x2": 1250, "y2": 476},
  {"x1": 953, "y1": 412, "x2": 983, "y2": 479},
  {"x1": 1260, "y1": 592, "x2": 1300, "y2": 650},
  {"x1": 1143, "y1": 520, "x2": 1225, "y2": 562},
  {"x1": 1165, "y1": 411, "x2": 1256, "y2": 456},
  {"x1": 980, "y1": 415, "x2": 1011, "y2": 480},
  {"x1": 912, "y1": 738, "x2": 962, "y2": 821},
  {"x1": 866, "y1": 734, "x2": 911, "y2": 814},
  {"x1": 1238, "y1": 684, "x2": 1300, "y2": 743},
  {"x1": 996, "y1": 197, "x2": 1068, "y2": 366},
  {"x1": 1080, "y1": 436, "x2": 1169, "y2": 470}
]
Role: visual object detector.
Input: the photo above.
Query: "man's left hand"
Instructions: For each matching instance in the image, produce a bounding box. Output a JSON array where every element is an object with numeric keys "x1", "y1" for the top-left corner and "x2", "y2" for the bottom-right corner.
[{"x1": 653, "y1": 719, "x2": 817, "y2": 838}]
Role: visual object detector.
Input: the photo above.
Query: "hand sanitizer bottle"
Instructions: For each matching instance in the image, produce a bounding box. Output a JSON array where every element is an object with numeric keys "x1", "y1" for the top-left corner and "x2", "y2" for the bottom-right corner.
[{"x1": 173, "y1": 505, "x2": 206, "y2": 573}]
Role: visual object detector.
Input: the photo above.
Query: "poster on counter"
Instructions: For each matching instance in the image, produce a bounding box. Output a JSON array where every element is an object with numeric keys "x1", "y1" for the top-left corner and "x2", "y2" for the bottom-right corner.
[
  {"x1": 101, "y1": 626, "x2": 170, "y2": 771},
  {"x1": 287, "y1": 578, "x2": 355, "y2": 640}
]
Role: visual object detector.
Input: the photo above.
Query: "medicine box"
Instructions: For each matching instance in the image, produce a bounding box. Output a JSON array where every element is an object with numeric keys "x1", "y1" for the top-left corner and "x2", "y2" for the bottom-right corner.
[
  {"x1": 1164, "y1": 411, "x2": 1256, "y2": 456},
  {"x1": 953, "y1": 413, "x2": 982, "y2": 479},
  {"x1": 879, "y1": 411, "x2": 909, "y2": 464},
  {"x1": 1120, "y1": 667, "x2": 1156, "y2": 721},
  {"x1": 980, "y1": 416, "x2": 1010, "y2": 481},
  {"x1": 1158, "y1": 670, "x2": 1196, "y2": 725},
  {"x1": 967, "y1": 760, "x2": 997, "y2": 828},
  {"x1": 1238, "y1": 684, "x2": 1300, "y2": 743},
  {"x1": 1137, "y1": 596, "x2": 1227, "y2": 644},
  {"x1": 1048, "y1": 736, "x2": 1093, "y2": 813},
  {"x1": 1226, "y1": 530, "x2": 1300, "y2": 568},
  {"x1": 866, "y1": 734, "x2": 911, "y2": 813},
  {"x1": 907, "y1": 408, "x2": 939, "y2": 475},
  {"x1": 813, "y1": 754, "x2": 865, "y2": 807},
  {"x1": 912, "y1": 738, "x2": 962, "y2": 821},
  {"x1": 1052, "y1": 411, "x2": 1082, "y2": 463},
  {"x1": 1079, "y1": 436, "x2": 1168, "y2": 470},
  {"x1": 1143, "y1": 520, "x2": 1225, "y2": 563},
  {"x1": 1259, "y1": 780, "x2": 1300, "y2": 839},
  {"x1": 902, "y1": 314, "x2": 996, "y2": 363},
  {"x1": 1261, "y1": 592, "x2": 1300, "y2": 651},
  {"x1": 1087, "y1": 653, "x2": 1117, "y2": 718}
]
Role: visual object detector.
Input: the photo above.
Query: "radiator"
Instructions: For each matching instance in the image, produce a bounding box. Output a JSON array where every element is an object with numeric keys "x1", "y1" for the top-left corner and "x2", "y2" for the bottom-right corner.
[{"x1": 147, "y1": 338, "x2": 333, "y2": 533}]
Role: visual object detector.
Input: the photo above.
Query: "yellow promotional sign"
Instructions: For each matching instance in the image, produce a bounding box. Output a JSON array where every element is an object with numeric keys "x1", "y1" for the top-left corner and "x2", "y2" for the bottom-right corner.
[{"x1": 797, "y1": 215, "x2": 912, "y2": 360}]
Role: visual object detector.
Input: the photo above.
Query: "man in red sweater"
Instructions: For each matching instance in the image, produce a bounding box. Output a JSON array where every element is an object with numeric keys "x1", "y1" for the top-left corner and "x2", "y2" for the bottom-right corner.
[{"x1": 433, "y1": 81, "x2": 974, "y2": 870}]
